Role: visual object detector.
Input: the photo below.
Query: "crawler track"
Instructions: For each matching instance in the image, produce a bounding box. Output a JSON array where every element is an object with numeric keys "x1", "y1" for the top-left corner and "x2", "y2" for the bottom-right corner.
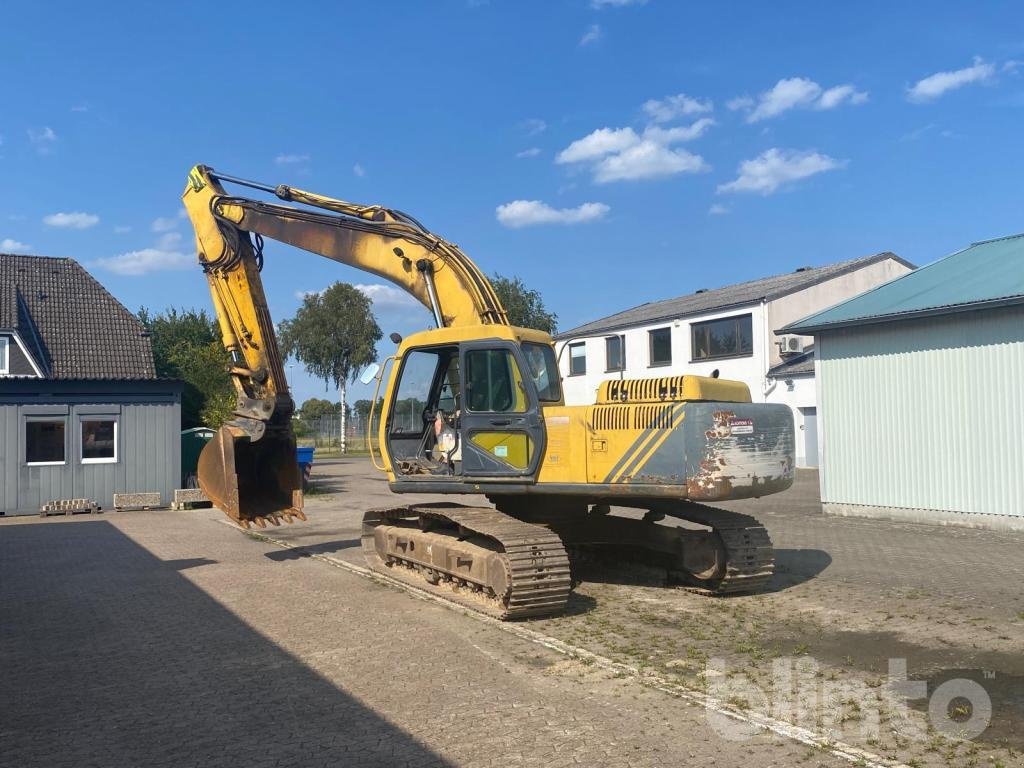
[
  {"x1": 663, "y1": 504, "x2": 775, "y2": 595},
  {"x1": 362, "y1": 503, "x2": 572, "y2": 620}
]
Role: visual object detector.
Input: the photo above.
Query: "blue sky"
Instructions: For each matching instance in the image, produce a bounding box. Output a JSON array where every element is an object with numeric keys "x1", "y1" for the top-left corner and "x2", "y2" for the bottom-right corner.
[{"x1": 3, "y1": 1, "x2": 1023, "y2": 404}]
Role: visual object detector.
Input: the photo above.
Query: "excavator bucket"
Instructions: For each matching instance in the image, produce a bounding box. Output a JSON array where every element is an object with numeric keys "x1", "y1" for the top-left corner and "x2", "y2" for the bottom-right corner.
[{"x1": 198, "y1": 424, "x2": 306, "y2": 528}]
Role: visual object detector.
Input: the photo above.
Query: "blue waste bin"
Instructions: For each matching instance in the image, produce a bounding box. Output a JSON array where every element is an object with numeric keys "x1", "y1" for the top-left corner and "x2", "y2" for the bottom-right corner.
[{"x1": 296, "y1": 446, "x2": 315, "y2": 490}]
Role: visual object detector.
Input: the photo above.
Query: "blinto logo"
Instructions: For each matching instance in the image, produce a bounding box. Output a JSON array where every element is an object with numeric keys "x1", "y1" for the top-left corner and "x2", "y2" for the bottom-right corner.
[{"x1": 704, "y1": 656, "x2": 992, "y2": 744}]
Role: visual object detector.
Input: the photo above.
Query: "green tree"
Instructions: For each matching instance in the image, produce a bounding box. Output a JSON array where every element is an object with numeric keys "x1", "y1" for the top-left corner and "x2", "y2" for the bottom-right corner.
[
  {"x1": 279, "y1": 283, "x2": 382, "y2": 452},
  {"x1": 490, "y1": 273, "x2": 557, "y2": 333},
  {"x1": 139, "y1": 307, "x2": 234, "y2": 428},
  {"x1": 300, "y1": 398, "x2": 341, "y2": 421}
]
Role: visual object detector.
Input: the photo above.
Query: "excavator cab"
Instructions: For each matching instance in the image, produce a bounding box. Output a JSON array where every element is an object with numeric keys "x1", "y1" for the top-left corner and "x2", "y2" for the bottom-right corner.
[{"x1": 381, "y1": 331, "x2": 558, "y2": 484}]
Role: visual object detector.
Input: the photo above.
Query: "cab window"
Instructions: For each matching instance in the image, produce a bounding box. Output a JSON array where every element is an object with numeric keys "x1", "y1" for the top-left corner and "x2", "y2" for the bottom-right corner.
[
  {"x1": 521, "y1": 342, "x2": 562, "y2": 403},
  {"x1": 465, "y1": 349, "x2": 527, "y2": 413},
  {"x1": 390, "y1": 350, "x2": 441, "y2": 434}
]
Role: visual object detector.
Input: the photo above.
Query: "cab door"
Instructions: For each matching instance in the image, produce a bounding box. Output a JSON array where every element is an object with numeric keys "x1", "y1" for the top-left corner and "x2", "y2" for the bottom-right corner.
[{"x1": 459, "y1": 341, "x2": 545, "y2": 478}]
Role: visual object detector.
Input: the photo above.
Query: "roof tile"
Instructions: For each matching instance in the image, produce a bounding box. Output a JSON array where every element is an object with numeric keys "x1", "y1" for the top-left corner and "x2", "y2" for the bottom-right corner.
[{"x1": 0, "y1": 254, "x2": 156, "y2": 379}]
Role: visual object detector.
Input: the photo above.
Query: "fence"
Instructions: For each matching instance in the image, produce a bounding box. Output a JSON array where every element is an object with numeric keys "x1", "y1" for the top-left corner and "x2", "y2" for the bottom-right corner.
[{"x1": 293, "y1": 413, "x2": 380, "y2": 455}]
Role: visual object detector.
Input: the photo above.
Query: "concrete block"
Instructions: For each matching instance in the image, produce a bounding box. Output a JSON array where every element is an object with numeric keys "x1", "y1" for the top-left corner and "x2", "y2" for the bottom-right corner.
[
  {"x1": 113, "y1": 492, "x2": 163, "y2": 510},
  {"x1": 171, "y1": 488, "x2": 210, "y2": 509}
]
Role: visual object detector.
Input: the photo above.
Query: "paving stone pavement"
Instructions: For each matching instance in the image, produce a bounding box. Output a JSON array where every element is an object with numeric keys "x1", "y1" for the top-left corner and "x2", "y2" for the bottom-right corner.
[{"x1": 1, "y1": 502, "x2": 852, "y2": 768}]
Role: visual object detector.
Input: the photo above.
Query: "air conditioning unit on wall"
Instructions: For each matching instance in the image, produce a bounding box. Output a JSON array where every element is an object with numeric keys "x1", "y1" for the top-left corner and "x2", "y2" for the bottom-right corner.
[{"x1": 778, "y1": 335, "x2": 805, "y2": 357}]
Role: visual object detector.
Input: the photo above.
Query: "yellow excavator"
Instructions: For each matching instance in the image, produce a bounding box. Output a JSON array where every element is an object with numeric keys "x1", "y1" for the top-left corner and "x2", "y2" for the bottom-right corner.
[{"x1": 184, "y1": 164, "x2": 795, "y2": 619}]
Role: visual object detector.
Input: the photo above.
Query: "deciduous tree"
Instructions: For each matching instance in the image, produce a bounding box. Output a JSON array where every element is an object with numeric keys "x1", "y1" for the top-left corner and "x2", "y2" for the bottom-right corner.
[
  {"x1": 490, "y1": 273, "x2": 557, "y2": 333},
  {"x1": 279, "y1": 283, "x2": 382, "y2": 452}
]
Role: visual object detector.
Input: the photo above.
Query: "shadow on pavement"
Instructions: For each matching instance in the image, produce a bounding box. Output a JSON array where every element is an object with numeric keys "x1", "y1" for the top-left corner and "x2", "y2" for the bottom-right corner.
[
  {"x1": 769, "y1": 548, "x2": 833, "y2": 591},
  {"x1": 265, "y1": 538, "x2": 361, "y2": 561},
  {"x1": 0, "y1": 520, "x2": 450, "y2": 768}
]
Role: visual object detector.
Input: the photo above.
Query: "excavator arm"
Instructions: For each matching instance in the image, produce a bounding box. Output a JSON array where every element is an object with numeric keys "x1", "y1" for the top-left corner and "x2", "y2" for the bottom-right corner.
[{"x1": 181, "y1": 164, "x2": 509, "y2": 526}]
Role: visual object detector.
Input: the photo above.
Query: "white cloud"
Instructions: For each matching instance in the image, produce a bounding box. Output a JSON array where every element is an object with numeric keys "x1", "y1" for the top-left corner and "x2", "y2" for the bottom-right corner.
[
  {"x1": 594, "y1": 142, "x2": 707, "y2": 182},
  {"x1": 907, "y1": 57, "x2": 995, "y2": 102},
  {"x1": 151, "y1": 216, "x2": 178, "y2": 232},
  {"x1": 708, "y1": 204, "x2": 729, "y2": 216},
  {"x1": 28, "y1": 127, "x2": 57, "y2": 154},
  {"x1": 643, "y1": 118, "x2": 715, "y2": 144},
  {"x1": 737, "y1": 77, "x2": 868, "y2": 122},
  {"x1": 1, "y1": 238, "x2": 32, "y2": 253},
  {"x1": 556, "y1": 120, "x2": 712, "y2": 182},
  {"x1": 747, "y1": 77, "x2": 821, "y2": 121},
  {"x1": 717, "y1": 149, "x2": 844, "y2": 195},
  {"x1": 642, "y1": 93, "x2": 713, "y2": 123},
  {"x1": 71, "y1": 105, "x2": 89, "y2": 113},
  {"x1": 495, "y1": 200, "x2": 609, "y2": 228},
  {"x1": 727, "y1": 95, "x2": 754, "y2": 111},
  {"x1": 557, "y1": 127, "x2": 639, "y2": 164},
  {"x1": 520, "y1": 118, "x2": 547, "y2": 135},
  {"x1": 274, "y1": 153, "x2": 311, "y2": 165},
  {"x1": 816, "y1": 84, "x2": 869, "y2": 110},
  {"x1": 113, "y1": 225, "x2": 132, "y2": 234},
  {"x1": 579, "y1": 24, "x2": 602, "y2": 46},
  {"x1": 43, "y1": 211, "x2": 99, "y2": 229},
  {"x1": 94, "y1": 248, "x2": 193, "y2": 276},
  {"x1": 354, "y1": 283, "x2": 420, "y2": 309},
  {"x1": 591, "y1": 0, "x2": 646, "y2": 6},
  {"x1": 516, "y1": 147, "x2": 542, "y2": 158},
  {"x1": 353, "y1": 162, "x2": 365, "y2": 177}
]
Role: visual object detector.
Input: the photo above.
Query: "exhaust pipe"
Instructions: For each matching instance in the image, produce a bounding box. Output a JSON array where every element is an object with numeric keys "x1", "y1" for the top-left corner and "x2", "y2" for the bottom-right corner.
[{"x1": 198, "y1": 422, "x2": 305, "y2": 528}]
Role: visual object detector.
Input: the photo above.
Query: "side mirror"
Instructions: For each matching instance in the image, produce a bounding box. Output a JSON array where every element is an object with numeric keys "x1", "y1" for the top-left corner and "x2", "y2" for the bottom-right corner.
[{"x1": 359, "y1": 363, "x2": 381, "y2": 385}]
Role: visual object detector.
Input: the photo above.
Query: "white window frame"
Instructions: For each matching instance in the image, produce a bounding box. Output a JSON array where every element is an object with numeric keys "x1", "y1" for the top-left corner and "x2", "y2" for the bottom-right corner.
[
  {"x1": 568, "y1": 342, "x2": 587, "y2": 376},
  {"x1": 0, "y1": 336, "x2": 8, "y2": 375},
  {"x1": 81, "y1": 417, "x2": 119, "y2": 465},
  {"x1": 25, "y1": 417, "x2": 68, "y2": 466},
  {"x1": 605, "y1": 334, "x2": 626, "y2": 372}
]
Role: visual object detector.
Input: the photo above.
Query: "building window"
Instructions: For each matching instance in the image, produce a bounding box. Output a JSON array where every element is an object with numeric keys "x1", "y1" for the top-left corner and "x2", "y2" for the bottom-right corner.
[
  {"x1": 691, "y1": 314, "x2": 753, "y2": 361},
  {"x1": 0, "y1": 337, "x2": 8, "y2": 374},
  {"x1": 568, "y1": 342, "x2": 587, "y2": 376},
  {"x1": 82, "y1": 418, "x2": 118, "y2": 464},
  {"x1": 648, "y1": 327, "x2": 672, "y2": 367},
  {"x1": 605, "y1": 335, "x2": 626, "y2": 372},
  {"x1": 26, "y1": 419, "x2": 66, "y2": 465}
]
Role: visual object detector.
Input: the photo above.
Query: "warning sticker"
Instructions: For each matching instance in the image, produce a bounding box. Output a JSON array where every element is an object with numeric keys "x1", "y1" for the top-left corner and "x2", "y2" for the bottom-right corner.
[
  {"x1": 729, "y1": 418, "x2": 754, "y2": 435},
  {"x1": 493, "y1": 445, "x2": 509, "y2": 457}
]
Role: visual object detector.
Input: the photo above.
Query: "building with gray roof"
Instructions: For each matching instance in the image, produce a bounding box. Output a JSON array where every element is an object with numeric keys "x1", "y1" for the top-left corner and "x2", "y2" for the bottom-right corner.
[
  {"x1": 0, "y1": 253, "x2": 181, "y2": 514},
  {"x1": 556, "y1": 251, "x2": 913, "y2": 468},
  {"x1": 781, "y1": 233, "x2": 1024, "y2": 530}
]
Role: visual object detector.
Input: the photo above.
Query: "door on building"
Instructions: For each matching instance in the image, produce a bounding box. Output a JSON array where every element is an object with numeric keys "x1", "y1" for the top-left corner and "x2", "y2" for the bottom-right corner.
[{"x1": 799, "y1": 407, "x2": 818, "y2": 468}]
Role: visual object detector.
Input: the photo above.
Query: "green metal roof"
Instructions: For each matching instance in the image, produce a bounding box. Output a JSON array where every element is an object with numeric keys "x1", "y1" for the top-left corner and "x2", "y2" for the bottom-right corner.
[{"x1": 782, "y1": 233, "x2": 1024, "y2": 334}]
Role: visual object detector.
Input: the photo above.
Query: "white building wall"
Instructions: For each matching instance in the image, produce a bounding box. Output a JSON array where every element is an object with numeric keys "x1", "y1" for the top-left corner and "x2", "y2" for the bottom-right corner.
[
  {"x1": 817, "y1": 305, "x2": 1024, "y2": 528},
  {"x1": 558, "y1": 302, "x2": 769, "y2": 407},
  {"x1": 766, "y1": 259, "x2": 912, "y2": 368}
]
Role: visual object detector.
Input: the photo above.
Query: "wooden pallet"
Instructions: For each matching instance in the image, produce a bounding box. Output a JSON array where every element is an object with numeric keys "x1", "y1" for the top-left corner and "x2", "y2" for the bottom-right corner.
[{"x1": 40, "y1": 499, "x2": 101, "y2": 517}]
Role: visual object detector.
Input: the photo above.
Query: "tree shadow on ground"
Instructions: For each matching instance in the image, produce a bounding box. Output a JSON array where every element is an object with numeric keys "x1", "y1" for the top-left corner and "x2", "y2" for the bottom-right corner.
[
  {"x1": 264, "y1": 538, "x2": 361, "y2": 561},
  {"x1": 0, "y1": 521, "x2": 451, "y2": 768}
]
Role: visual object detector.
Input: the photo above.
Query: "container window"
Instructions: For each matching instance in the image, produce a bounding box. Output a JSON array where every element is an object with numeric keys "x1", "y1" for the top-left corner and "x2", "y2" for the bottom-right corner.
[
  {"x1": 26, "y1": 419, "x2": 66, "y2": 465},
  {"x1": 82, "y1": 418, "x2": 118, "y2": 464}
]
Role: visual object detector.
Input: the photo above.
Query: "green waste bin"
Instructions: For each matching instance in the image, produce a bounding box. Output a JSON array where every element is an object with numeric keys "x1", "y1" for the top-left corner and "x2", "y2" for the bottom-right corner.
[{"x1": 181, "y1": 427, "x2": 215, "y2": 488}]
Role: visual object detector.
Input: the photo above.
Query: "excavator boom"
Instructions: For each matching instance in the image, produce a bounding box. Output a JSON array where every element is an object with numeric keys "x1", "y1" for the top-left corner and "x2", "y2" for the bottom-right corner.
[{"x1": 182, "y1": 165, "x2": 509, "y2": 525}]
